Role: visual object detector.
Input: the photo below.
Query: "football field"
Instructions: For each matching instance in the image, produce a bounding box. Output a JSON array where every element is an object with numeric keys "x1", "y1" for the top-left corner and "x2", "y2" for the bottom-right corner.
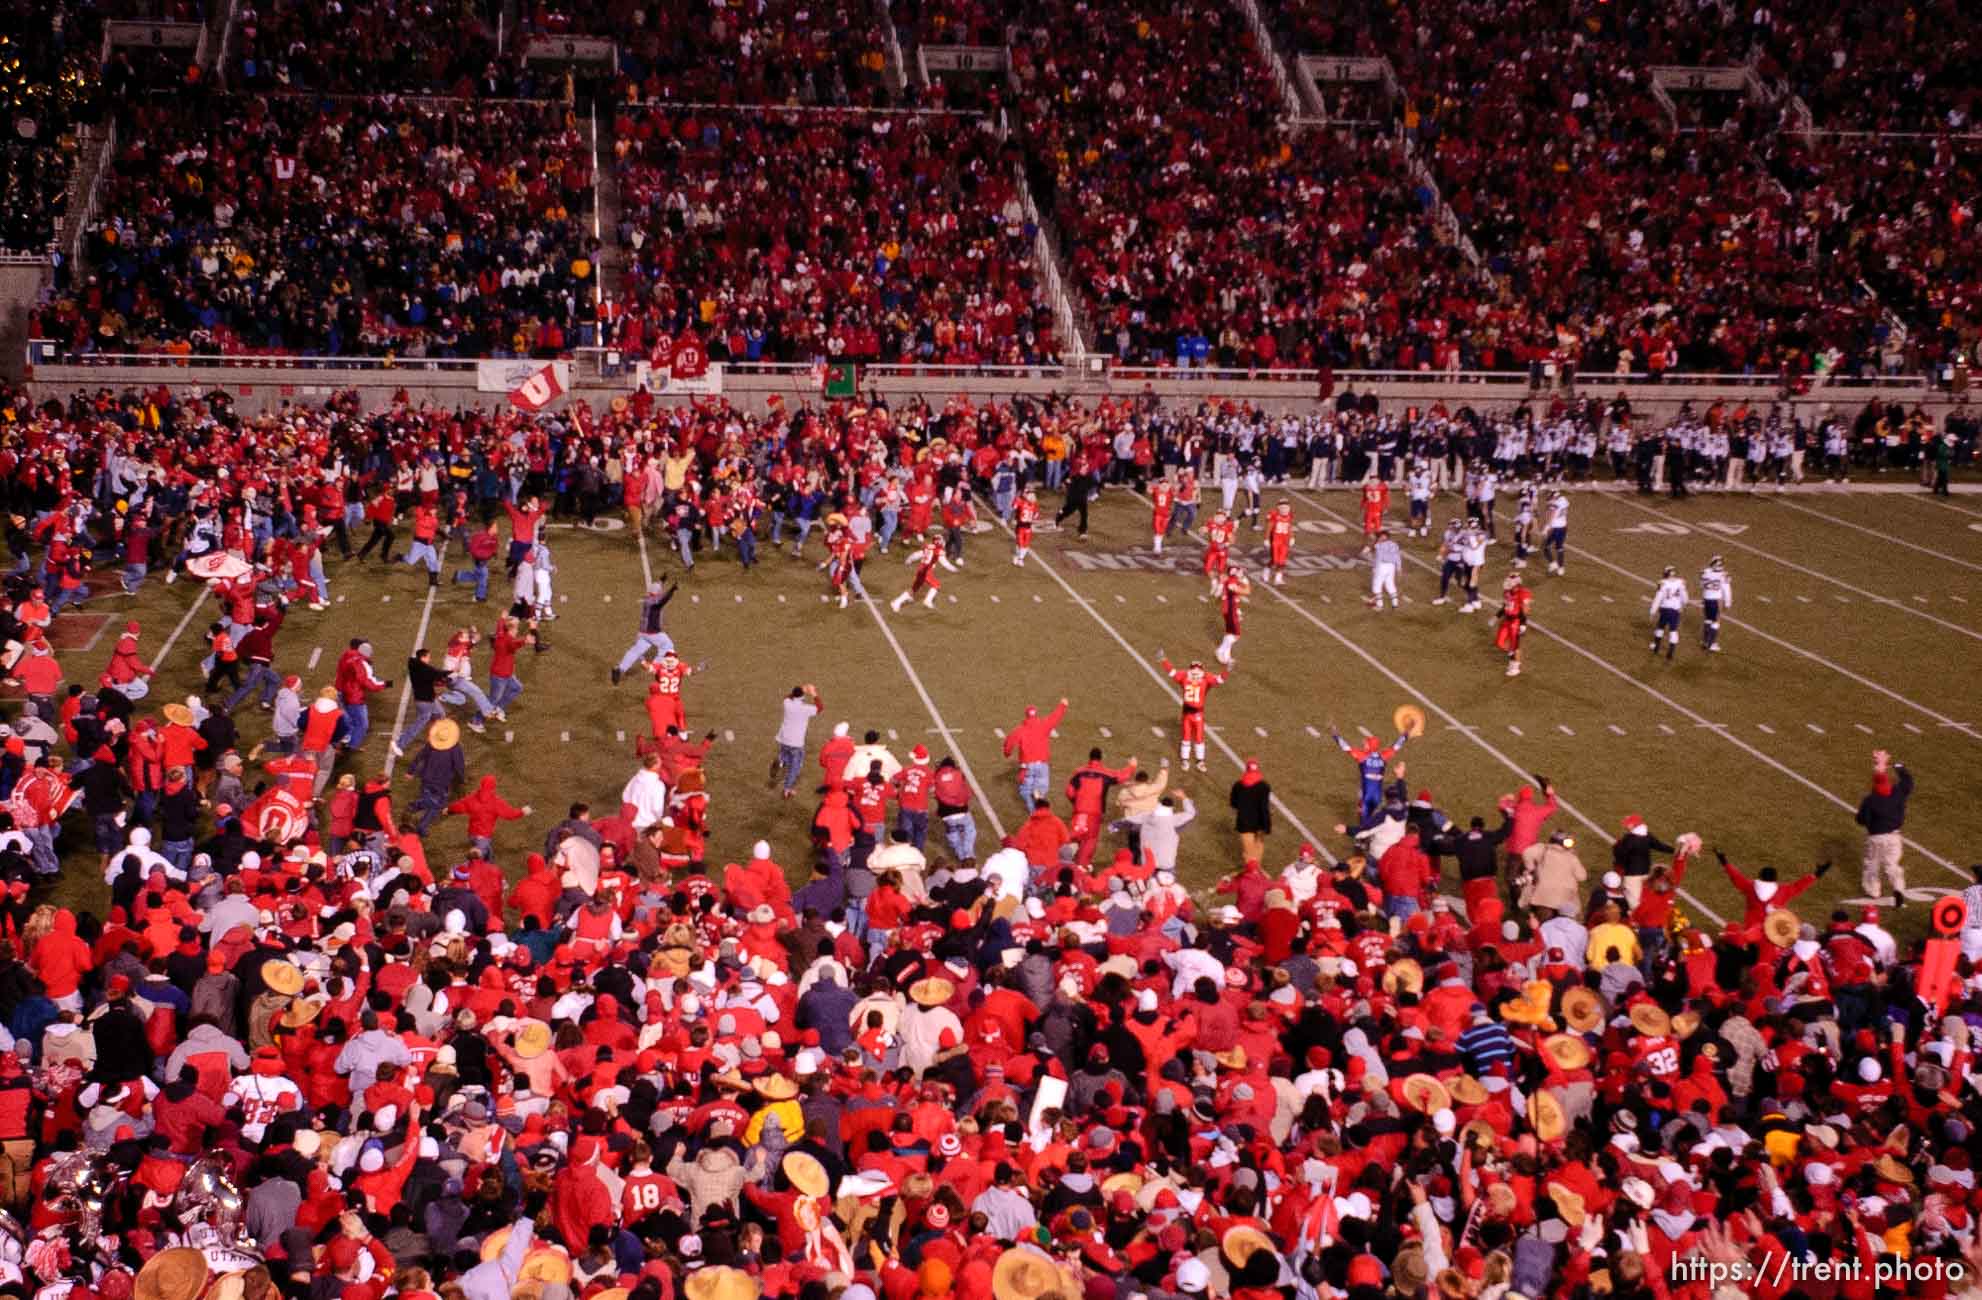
[{"x1": 38, "y1": 481, "x2": 1982, "y2": 946}]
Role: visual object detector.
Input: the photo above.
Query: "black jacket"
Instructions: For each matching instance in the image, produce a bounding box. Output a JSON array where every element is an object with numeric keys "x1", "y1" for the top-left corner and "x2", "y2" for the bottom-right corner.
[
  {"x1": 406, "y1": 657, "x2": 449, "y2": 703},
  {"x1": 1229, "y1": 778, "x2": 1273, "y2": 835},
  {"x1": 1855, "y1": 765, "x2": 1913, "y2": 835},
  {"x1": 1611, "y1": 828, "x2": 1675, "y2": 878},
  {"x1": 1441, "y1": 814, "x2": 1512, "y2": 881}
]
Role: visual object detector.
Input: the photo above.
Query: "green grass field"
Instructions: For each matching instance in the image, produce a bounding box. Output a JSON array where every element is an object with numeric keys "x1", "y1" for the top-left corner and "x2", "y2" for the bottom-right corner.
[{"x1": 27, "y1": 480, "x2": 1982, "y2": 948}]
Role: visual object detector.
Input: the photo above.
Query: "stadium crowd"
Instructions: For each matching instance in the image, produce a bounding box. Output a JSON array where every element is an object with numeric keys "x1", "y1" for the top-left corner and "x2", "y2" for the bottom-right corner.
[
  {"x1": 610, "y1": 110, "x2": 1058, "y2": 367},
  {"x1": 0, "y1": 377, "x2": 1975, "y2": 1300},
  {"x1": 34, "y1": 93, "x2": 599, "y2": 358}
]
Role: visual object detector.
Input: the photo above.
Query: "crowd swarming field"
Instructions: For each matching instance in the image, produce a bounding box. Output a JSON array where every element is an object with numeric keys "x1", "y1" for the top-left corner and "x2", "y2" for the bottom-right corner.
[{"x1": 27, "y1": 483, "x2": 1981, "y2": 944}]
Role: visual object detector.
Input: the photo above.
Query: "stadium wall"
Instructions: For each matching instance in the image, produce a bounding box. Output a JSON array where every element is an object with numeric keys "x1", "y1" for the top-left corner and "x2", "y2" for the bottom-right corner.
[{"x1": 22, "y1": 354, "x2": 1956, "y2": 424}]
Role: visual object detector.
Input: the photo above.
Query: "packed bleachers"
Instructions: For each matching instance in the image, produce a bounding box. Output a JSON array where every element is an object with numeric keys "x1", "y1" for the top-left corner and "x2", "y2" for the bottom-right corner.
[
  {"x1": 36, "y1": 93, "x2": 597, "y2": 357},
  {"x1": 1009, "y1": 0, "x2": 1503, "y2": 370},
  {"x1": 228, "y1": 0, "x2": 506, "y2": 94},
  {"x1": 1764, "y1": 132, "x2": 1982, "y2": 369},
  {"x1": 1751, "y1": 0, "x2": 1982, "y2": 132},
  {"x1": 521, "y1": 0, "x2": 894, "y2": 107},
  {"x1": 0, "y1": 5, "x2": 106, "y2": 255},
  {"x1": 610, "y1": 108, "x2": 1058, "y2": 365}
]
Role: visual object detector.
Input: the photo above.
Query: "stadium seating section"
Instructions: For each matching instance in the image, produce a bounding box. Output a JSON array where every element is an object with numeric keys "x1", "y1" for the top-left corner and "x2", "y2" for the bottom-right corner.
[{"x1": 20, "y1": 0, "x2": 1982, "y2": 374}]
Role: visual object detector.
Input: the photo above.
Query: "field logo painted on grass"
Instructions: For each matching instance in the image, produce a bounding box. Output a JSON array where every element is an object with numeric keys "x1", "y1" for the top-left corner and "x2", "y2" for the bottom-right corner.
[
  {"x1": 1065, "y1": 548, "x2": 1365, "y2": 576},
  {"x1": 1615, "y1": 521, "x2": 1750, "y2": 536}
]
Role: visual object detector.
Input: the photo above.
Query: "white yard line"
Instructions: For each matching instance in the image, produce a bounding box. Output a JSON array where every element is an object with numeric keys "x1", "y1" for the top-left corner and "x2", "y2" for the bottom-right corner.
[
  {"x1": 981, "y1": 506, "x2": 1331, "y2": 858},
  {"x1": 857, "y1": 592, "x2": 1006, "y2": 839},
  {"x1": 1913, "y1": 494, "x2": 1982, "y2": 521},
  {"x1": 1769, "y1": 498, "x2": 1982, "y2": 575},
  {"x1": 382, "y1": 538, "x2": 450, "y2": 777},
  {"x1": 1557, "y1": 539, "x2": 1980, "y2": 739},
  {"x1": 155, "y1": 584, "x2": 212, "y2": 664},
  {"x1": 1607, "y1": 494, "x2": 1982, "y2": 645},
  {"x1": 635, "y1": 525, "x2": 655, "y2": 589}
]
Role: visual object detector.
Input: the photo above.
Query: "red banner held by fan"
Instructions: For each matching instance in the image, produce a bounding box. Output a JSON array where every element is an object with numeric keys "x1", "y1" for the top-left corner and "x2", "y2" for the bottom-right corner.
[
  {"x1": 671, "y1": 332, "x2": 708, "y2": 381},
  {"x1": 508, "y1": 363, "x2": 565, "y2": 412}
]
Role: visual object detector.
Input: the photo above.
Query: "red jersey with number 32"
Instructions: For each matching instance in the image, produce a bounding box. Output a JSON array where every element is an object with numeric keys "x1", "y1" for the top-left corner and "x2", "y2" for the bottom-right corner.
[{"x1": 1633, "y1": 1035, "x2": 1680, "y2": 1079}]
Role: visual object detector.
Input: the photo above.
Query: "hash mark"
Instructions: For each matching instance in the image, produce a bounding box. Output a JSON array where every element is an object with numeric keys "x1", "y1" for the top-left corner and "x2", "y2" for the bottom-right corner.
[
  {"x1": 777, "y1": 594, "x2": 786, "y2": 603},
  {"x1": 1607, "y1": 724, "x2": 1625, "y2": 735},
  {"x1": 734, "y1": 594, "x2": 743, "y2": 603},
  {"x1": 1305, "y1": 725, "x2": 1321, "y2": 738},
  {"x1": 990, "y1": 594, "x2": 1000, "y2": 603},
  {"x1": 1099, "y1": 726, "x2": 1112, "y2": 738},
  {"x1": 1757, "y1": 595, "x2": 1771, "y2": 603},
  {"x1": 1114, "y1": 593, "x2": 1126, "y2": 604},
  {"x1": 1557, "y1": 724, "x2": 1574, "y2": 736},
  {"x1": 1600, "y1": 595, "x2": 1614, "y2": 604},
  {"x1": 1508, "y1": 725, "x2": 1523, "y2": 736},
  {"x1": 690, "y1": 594, "x2": 700, "y2": 604},
  {"x1": 559, "y1": 730, "x2": 570, "y2": 743},
  {"x1": 1151, "y1": 726, "x2": 1164, "y2": 737},
  {"x1": 1560, "y1": 595, "x2": 1575, "y2": 604},
  {"x1": 306, "y1": 647, "x2": 322, "y2": 670},
  {"x1": 1904, "y1": 722, "x2": 1923, "y2": 734},
  {"x1": 1254, "y1": 726, "x2": 1268, "y2": 737},
  {"x1": 381, "y1": 594, "x2": 391, "y2": 603},
  {"x1": 1658, "y1": 724, "x2": 1674, "y2": 735},
  {"x1": 1756, "y1": 723, "x2": 1774, "y2": 734},
  {"x1": 1855, "y1": 723, "x2": 1875, "y2": 734},
  {"x1": 1807, "y1": 723, "x2": 1825, "y2": 734},
  {"x1": 616, "y1": 730, "x2": 625, "y2": 742},
  {"x1": 723, "y1": 729, "x2": 735, "y2": 742},
  {"x1": 1156, "y1": 594, "x2": 1168, "y2": 604},
  {"x1": 888, "y1": 729, "x2": 898, "y2": 740},
  {"x1": 1796, "y1": 595, "x2": 1812, "y2": 603}
]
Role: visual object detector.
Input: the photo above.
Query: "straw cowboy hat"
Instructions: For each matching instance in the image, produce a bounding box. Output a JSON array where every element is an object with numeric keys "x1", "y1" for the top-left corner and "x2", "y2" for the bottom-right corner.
[
  {"x1": 1560, "y1": 987, "x2": 1604, "y2": 1033},
  {"x1": 1672, "y1": 1010, "x2": 1702, "y2": 1040},
  {"x1": 1382, "y1": 958, "x2": 1424, "y2": 997},
  {"x1": 781, "y1": 1152, "x2": 829, "y2": 1198},
  {"x1": 754, "y1": 1075, "x2": 799, "y2": 1102},
  {"x1": 1763, "y1": 909, "x2": 1801, "y2": 948},
  {"x1": 908, "y1": 977, "x2": 955, "y2": 1008},
  {"x1": 261, "y1": 959, "x2": 304, "y2": 996},
  {"x1": 1547, "y1": 1184, "x2": 1588, "y2": 1228},
  {"x1": 1213, "y1": 1046, "x2": 1248, "y2": 1071},
  {"x1": 1628, "y1": 1003, "x2": 1673, "y2": 1038},
  {"x1": 136, "y1": 1249, "x2": 210, "y2": 1300},
  {"x1": 1528, "y1": 1090, "x2": 1567, "y2": 1142},
  {"x1": 684, "y1": 1268, "x2": 760, "y2": 1300},
  {"x1": 1393, "y1": 704, "x2": 1427, "y2": 738},
  {"x1": 1220, "y1": 1225, "x2": 1275, "y2": 1269},
  {"x1": 991, "y1": 1248, "x2": 1063, "y2": 1300},
  {"x1": 428, "y1": 717, "x2": 461, "y2": 751},
  {"x1": 162, "y1": 703, "x2": 195, "y2": 728},
  {"x1": 1400, "y1": 1073, "x2": 1451, "y2": 1115},
  {"x1": 1542, "y1": 1034, "x2": 1592, "y2": 1072},
  {"x1": 1100, "y1": 1172, "x2": 1144, "y2": 1199},
  {"x1": 280, "y1": 998, "x2": 324, "y2": 1029},
  {"x1": 513, "y1": 1021, "x2": 553, "y2": 1059},
  {"x1": 1448, "y1": 1075, "x2": 1489, "y2": 1107}
]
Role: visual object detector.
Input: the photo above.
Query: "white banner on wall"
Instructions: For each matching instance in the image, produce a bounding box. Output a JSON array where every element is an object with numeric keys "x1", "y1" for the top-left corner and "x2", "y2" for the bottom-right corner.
[
  {"x1": 634, "y1": 361, "x2": 725, "y2": 396},
  {"x1": 476, "y1": 359, "x2": 569, "y2": 395}
]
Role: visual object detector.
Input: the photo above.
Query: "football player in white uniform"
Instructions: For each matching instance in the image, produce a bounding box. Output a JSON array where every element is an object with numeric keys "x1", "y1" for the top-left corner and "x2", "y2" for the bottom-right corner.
[
  {"x1": 1699, "y1": 556, "x2": 1733, "y2": 653},
  {"x1": 1649, "y1": 565, "x2": 1687, "y2": 660}
]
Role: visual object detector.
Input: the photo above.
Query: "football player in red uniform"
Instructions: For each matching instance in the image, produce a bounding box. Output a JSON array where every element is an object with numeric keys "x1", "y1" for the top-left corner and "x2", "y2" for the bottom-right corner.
[
  {"x1": 1149, "y1": 477, "x2": 1175, "y2": 554},
  {"x1": 1265, "y1": 501, "x2": 1295, "y2": 585},
  {"x1": 1495, "y1": 573, "x2": 1532, "y2": 677},
  {"x1": 1360, "y1": 480, "x2": 1390, "y2": 546},
  {"x1": 1203, "y1": 510, "x2": 1236, "y2": 596},
  {"x1": 889, "y1": 532, "x2": 957, "y2": 612},
  {"x1": 1013, "y1": 487, "x2": 1039, "y2": 566},
  {"x1": 1216, "y1": 565, "x2": 1252, "y2": 666},
  {"x1": 1158, "y1": 653, "x2": 1227, "y2": 770}
]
